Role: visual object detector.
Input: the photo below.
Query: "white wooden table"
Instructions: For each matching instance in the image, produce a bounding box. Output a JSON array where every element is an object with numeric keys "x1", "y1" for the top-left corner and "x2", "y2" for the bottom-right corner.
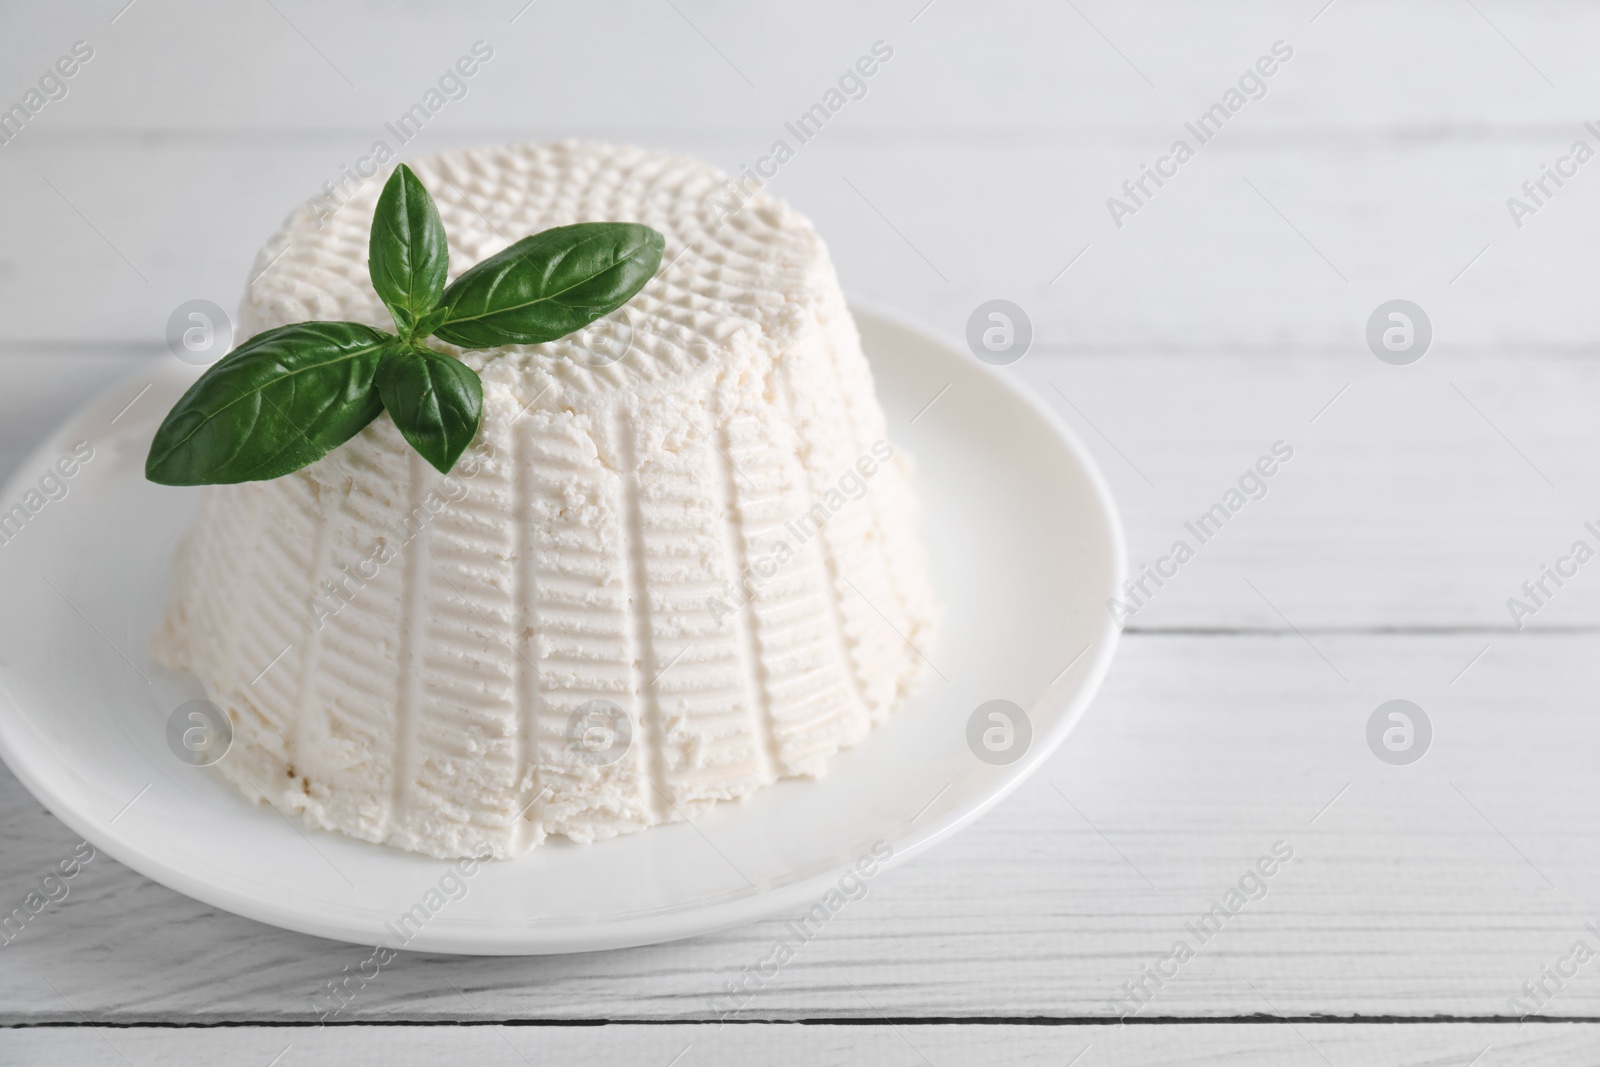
[{"x1": 5, "y1": 1, "x2": 1600, "y2": 1062}]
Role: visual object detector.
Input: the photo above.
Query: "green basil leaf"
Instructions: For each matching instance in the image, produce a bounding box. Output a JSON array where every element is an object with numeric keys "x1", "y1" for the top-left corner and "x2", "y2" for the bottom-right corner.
[
  {"x1": 145, "y1": 322, "x2": 390, "y2": 486},
  {"x1": 369, "y1": 164, "x2": 449, "y2": 338},
  {"x1": 409, "y1": 303, "x2": 453, "y2": 341},
  {"x1": 432, "y1": 222, "x2": 664, "y2": 348},
  {"x1": 375, "y1": 344, "x2": 483, "y2": 475}
]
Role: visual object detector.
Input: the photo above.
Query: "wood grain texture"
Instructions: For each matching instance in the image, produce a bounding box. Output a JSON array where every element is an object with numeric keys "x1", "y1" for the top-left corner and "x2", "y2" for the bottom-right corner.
[
  {"x1": 3, "y1": 0, "x2": 1600, "y2": 350},
  {"x1": 0, "y1": 1022, "x2": 1593, "y2": 1067},
  {"x1": 3, "y1": 0, "x2": 1598, "y2": 1060},
  {"x1": 3, "y1": 634, "x2": 1598, "y2": 1023},
  {"x1": 9, "y1": 348, "x2": 1599, "y2": 632},
  {"x1": 8, "y1": 132, "x2": 1600, "y2": 353}
]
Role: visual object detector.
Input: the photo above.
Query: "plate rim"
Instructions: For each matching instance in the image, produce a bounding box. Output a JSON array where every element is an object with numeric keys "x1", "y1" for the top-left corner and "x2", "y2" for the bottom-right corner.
[{"x1": 0, "y1": 300, "x2": 1126, "y2": 955}]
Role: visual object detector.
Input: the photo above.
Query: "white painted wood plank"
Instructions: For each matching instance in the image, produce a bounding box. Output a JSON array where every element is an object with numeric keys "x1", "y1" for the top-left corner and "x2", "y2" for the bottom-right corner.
[
  {"x1": 6, "y1": 347, "x2": 1598, "y2": 631},
  {"x1": 4, "y1": 0, "x2": 1599, "y2": 1040},
  {"x1": 0, "y1": 1022, "x2": 1586, "y2": 1067},
  {"x1": 3, "y1": 131, "x2": 1596, "y2": 351},
  {"x1": 3, "y1": 634, "x2": 1598, "y2": 1022},
  {"x1": 0, "y1": 353, "x2": 146, "y2": 486},
  {"x1": 1006, "y1": 348, "x2": 1600, "y2": 632},
  {"x1": 1, "y1": 0, "x2": 1599, "y2": 348},
  {"x1": 4, "y1": 0, "x2": 1596, "y2": 133}
]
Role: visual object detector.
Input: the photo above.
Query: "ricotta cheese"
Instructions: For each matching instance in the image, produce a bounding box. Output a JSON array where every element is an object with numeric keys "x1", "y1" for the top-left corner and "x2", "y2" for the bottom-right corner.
[{"x1": 154, "y1": 142, "x2": 939, "y2": 859}]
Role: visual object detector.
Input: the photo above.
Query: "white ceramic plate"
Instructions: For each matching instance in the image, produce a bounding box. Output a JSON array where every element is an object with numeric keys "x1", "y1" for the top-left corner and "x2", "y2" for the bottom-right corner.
[{"x1": 0, "y1": 304, "x2": 1124, "y2": 955}]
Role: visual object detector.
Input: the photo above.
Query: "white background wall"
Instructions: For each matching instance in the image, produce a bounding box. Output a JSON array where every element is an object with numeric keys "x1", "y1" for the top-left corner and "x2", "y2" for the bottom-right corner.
[{"x1": 4, "y1": 2, "x2": 1600, "y2": 1064}]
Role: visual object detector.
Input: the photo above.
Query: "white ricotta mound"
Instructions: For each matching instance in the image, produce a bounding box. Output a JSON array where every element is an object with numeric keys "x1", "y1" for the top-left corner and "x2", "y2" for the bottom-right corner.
[{"x1": 155, "y1": 142, "x2": 938, "y2": 859}]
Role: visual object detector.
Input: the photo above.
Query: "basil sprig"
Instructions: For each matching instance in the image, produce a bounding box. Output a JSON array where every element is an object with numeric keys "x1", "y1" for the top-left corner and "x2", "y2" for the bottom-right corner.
[
  {"x1": 375, "y1": 343, "x2": 483, "y2": 474},
  {"x1": 145, "y1": 322, "x2": 389, "y2": 485},
  {"x1": 432, "y1": 223, "x2": 664, "y2": 348},
  {"x1": 146, "y1": 163, "x2": 664, "y2": 484},
  {"x1": 368, "y1": 163, "x2": 449, "y2": 340}
]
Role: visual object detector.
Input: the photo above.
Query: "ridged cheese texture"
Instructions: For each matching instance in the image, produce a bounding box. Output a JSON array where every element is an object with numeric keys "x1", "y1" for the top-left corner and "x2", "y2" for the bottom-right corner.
[{"x1": 154, "y1": 142, "x2": 938, "y2": 860}]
